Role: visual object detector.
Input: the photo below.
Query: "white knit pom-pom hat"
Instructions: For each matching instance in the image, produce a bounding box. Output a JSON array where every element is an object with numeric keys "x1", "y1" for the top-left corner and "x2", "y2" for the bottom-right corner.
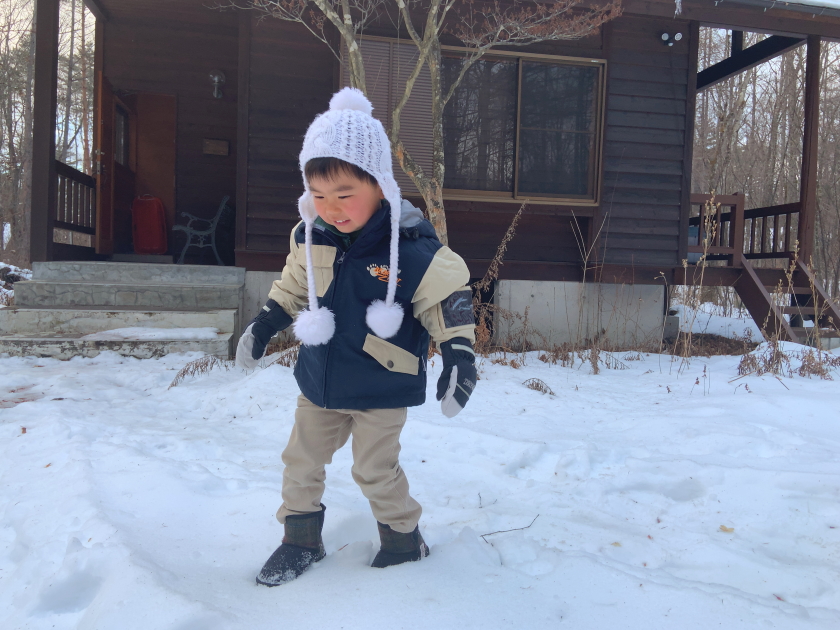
[{"x1": 293, "y1": 87, "x2": 404, "y2": 346}]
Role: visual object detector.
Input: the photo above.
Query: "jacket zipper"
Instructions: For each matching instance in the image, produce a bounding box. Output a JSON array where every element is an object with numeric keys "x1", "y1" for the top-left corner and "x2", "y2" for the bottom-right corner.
[{"x1": 319, "y1": 233, "x2": 347, "y2": 407}]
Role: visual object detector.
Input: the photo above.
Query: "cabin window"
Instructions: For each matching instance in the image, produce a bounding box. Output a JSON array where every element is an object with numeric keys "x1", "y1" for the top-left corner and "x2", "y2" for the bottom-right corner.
[
  {"x1": 343, "y1": 38, "x2": 605, "y2": 204},
  {"x1": 443, "y1": 55, "x2": 604, "y2": 202}
]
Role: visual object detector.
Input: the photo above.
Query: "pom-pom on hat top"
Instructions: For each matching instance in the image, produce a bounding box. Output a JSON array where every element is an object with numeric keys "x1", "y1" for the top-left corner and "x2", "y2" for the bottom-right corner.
[{"x1": 293, "y1": 87, "x2": 404, "y2": 346}]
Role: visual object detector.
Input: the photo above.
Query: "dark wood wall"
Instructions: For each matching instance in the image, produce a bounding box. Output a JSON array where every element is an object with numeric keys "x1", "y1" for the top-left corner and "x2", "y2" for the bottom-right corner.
[
  {"x1": 238, "y1": 18, "x2": 335, "y2": 265},
  {"x1": 102, "y1": 0, "x2": 238, "y2": 262},
  {"x1": 237, "y1": 13, "x2": 695, "y2": 275},
  {"x1": 237, "y1": 17, "x2": 600, "y2": 273},
  {"x1": 601, "y1": 15, "x2": 694, "y2": 267}
]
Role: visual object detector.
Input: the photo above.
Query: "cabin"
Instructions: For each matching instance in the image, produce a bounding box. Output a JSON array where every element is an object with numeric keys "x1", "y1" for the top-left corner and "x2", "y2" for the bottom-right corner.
[{"x1": 8, "y1": 0, "x2": 840, "y2": 358}]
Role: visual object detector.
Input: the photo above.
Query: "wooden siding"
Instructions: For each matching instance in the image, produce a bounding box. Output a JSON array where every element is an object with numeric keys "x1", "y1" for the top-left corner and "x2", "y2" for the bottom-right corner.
[
  {"x1": 600, "y1": 14, "x2": 693, "y2": 266},
  {"x1": 243, "y1": 18, "x2": 335, "y2": 259},
  {"x1": 102, "y1": 0, "x2": 238, "y2": 262}
]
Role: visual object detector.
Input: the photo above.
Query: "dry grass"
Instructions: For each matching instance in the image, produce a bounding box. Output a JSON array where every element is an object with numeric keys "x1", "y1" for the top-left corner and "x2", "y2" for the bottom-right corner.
[
  {"x1": 0, "y1": 292, "x2": 11, "y2": 307},
  {"x1": 672, "y1": 195, "x2": 720, "y2": 371},
  {"x1": 169, "y1": 355, "x2": 233, "y2": 389},
  {"x1": 797, "y1": 348, "x2": 840, "y2": 379},
  {"x1": 538, "y1": 347, "x2": 574, "y2": 367},
  {"x1": 265, "y1": 337, "x2": 301, "y2": 368},
  {"x1": 666, "y1": 332, "x2": 759, "y2": 357},
  {"x1": 523, "y1": 378, "x2": 555, "y2": 395},
  {"x1": 472, "y1": 202, "x2": 526, "y2": 358},
  {"x1": 737, "y1": 338, "x2": 840, "y2": 380}
]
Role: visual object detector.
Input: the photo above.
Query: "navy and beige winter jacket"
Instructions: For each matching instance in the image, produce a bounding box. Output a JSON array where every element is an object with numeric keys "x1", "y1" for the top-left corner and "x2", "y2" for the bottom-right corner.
[{"x1": 268, "y1": 200, "x2": 475, "y2": 410}]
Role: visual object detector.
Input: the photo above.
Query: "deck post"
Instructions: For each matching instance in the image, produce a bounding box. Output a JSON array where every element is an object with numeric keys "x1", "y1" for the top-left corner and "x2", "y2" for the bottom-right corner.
[
  {"x1": 30, "y1": 0, "x2": 60, "y2": 263},
  {"x1": 799, "y1": 35, "x2": 821, "y2": 265}
]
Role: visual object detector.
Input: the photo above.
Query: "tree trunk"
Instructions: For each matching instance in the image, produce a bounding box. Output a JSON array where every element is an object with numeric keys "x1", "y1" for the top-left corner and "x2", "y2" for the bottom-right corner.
[
  {"x1": 424, "y1": 39, "x2": 448, "y2": 246},
  {"x1": 80, "y1": 2, "x2": 89, "y2": 174}
]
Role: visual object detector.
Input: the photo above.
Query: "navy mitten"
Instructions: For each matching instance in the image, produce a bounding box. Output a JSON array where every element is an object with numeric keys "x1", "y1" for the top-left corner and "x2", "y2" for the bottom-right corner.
[
  {"x1": 236, "y1": 299, "x2": 293, "y2": 369},
  {"x1": 436, "y1": 337, "x2": 477, "y2": 418}
]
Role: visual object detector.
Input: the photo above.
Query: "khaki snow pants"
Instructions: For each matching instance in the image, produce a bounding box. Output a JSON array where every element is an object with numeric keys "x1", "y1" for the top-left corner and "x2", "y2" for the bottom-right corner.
[{"x1": 276, "y1": 394, "x2": 422, "y2": 534}]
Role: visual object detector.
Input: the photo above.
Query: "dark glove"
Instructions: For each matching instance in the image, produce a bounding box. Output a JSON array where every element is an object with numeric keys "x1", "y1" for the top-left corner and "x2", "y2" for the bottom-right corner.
[
  {"x1": 235, "y1": 299, "x2": 293, "y2": 369},
  {"x1": 436, "y1": 337, "x2": 477, "y2": 418}
]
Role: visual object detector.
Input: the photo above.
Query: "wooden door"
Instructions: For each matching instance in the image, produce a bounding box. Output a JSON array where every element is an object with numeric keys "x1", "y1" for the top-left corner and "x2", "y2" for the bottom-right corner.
[
  {"x1": 94, "y1": 72, "x2": 115, "y2": 254},
  {"x1": 112, "y1": 94, "x2": 137, "y2": 253}
]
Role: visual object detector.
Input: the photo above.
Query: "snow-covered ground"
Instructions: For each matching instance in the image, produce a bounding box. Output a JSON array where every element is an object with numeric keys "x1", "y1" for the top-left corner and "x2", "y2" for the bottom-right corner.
[
  {"x1": 674, "y1": 302, "x2": 764, "y2": 339},
  {"x1": 1, "y1": 342, "x2": 839, "y2": 629}
]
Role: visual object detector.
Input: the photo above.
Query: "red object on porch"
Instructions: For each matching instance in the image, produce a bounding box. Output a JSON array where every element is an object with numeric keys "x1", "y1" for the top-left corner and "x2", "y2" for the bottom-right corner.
[{"x1": 131, "y1": 195, "x2": 168, "y2": 254}]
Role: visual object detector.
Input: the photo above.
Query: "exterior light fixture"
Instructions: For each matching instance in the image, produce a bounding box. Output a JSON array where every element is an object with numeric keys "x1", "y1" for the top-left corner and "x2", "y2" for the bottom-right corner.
[
  {"x1": 661, "y1": 32, "x2": 683, "y2": 46},
  {"x1": 209, "y1": 71, "x2": 226, "y2": 99}
]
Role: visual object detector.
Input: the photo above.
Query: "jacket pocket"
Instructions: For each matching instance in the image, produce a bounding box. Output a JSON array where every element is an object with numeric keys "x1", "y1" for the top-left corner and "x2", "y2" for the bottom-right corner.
[
  {"x1": 363, "y1": 334, "x2": 419, "y2": 376},
  {"x1": 310, "y1": 245, "x2": 336, "y2": 297}
]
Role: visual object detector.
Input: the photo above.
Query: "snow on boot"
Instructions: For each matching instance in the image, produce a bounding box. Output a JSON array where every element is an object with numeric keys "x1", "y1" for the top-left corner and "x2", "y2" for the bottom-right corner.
[
  {"x1": 370, "y1": 522, "x2": 429, "y2": 568},
  {"x1": 256, "y1": 504, "x2": 326, "y2": 586}
]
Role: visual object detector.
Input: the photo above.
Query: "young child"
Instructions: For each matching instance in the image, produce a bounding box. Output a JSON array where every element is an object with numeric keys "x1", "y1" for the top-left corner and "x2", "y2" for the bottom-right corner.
[{"x1": 235, "y1": 87, "x2": 477, "y2": 586}]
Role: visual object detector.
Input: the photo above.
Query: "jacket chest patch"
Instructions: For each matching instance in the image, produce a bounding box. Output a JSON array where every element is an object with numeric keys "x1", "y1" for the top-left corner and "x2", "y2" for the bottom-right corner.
[{"x1": 367, "y1": 263, "x2": 401, "y2": 286}]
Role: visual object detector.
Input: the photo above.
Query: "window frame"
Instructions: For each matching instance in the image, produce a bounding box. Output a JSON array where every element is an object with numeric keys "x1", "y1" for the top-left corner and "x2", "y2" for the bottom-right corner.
[
  {"x1": 342, "y1": 36, "x2": 607, "y2": 206},
  {"x1": 441, "y1": 46, "x2": 608, "y2": 206}
]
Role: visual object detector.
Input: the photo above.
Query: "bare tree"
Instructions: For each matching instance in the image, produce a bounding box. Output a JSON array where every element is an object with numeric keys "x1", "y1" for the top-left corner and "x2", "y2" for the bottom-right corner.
[
  {"x1": 231, "y1": 0, "x2": 620, "y2": 244},
  {"x1": 0, "y1": 0, "x2": 34, "y2": 266},
  {"x1": 0, "y1": 0, "x2": 94, "y2": 266}
]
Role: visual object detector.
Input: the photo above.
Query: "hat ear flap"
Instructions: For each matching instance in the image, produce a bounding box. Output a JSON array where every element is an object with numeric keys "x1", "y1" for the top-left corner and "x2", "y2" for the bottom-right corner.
[{"x1": 298, "y1": 191, "x2": 318, "y2": 224}]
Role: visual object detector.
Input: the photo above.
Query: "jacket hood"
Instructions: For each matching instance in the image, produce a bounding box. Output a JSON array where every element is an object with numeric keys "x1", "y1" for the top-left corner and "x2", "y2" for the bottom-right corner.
[{"x1": 398, "y1": 199, "x2": 438, "y2": 241}]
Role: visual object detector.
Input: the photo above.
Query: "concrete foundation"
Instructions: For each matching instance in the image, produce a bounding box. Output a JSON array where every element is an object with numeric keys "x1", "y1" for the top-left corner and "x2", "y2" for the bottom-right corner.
[
  {"x1": 494, "y1": 280, "x2": 667, "y2": 350},
  {"x1": 243, "y1": 270, "x2": 282, "y2": 327},
  {"x1": 243, "y1": 270, "x2": 300, "y2": 343}
]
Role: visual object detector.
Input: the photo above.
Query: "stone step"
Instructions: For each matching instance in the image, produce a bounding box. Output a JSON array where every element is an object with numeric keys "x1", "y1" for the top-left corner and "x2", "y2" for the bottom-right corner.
[
  {"x1": 0, "y1": 333, "x2": 233, "y2": 361},
  {"x1": 0, "y1": 308, "x2": 238, "y2": 335},
  {"x1": 13, "y1": 280, "x2": 242, "y2": 309},
  {"x1": 33, "y1": 261, "x2": 245, "y2": 285}
]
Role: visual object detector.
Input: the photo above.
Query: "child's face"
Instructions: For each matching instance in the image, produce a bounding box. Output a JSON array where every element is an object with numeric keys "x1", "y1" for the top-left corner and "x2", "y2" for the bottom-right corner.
[{"x1": 309, "y1": 171, "x2": 384, "y2": 233}]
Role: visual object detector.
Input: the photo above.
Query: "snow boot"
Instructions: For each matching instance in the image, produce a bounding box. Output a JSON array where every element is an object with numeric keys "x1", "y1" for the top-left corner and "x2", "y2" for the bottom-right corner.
[
  {"x1": 256, "y1": 504, "x2": 326, "y2": 586},
  {"x1": 371, "y1": 522, "x2": 429, "y2": 568}
]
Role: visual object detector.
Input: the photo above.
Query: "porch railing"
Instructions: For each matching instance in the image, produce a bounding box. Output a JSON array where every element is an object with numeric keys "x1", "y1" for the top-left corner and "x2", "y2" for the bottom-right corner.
[
  {"x1": 688, "y1": 193, "x2": 800, "y2": 266},
  {"x1": 743, "y1": 202, "x2": 800, "y2": 259},
  {"x1": 55, "y1": 159, "x2": 96, "y2": 235}
]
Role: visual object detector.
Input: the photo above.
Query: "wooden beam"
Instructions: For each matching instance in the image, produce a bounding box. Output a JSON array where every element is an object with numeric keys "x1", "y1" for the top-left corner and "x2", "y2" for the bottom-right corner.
[
  {"x1": 798, "y1": 35, "x2": 820, "y2": 265},
  {"x1": 30, "y1": 0, "x2": 60, "y2": 263},
  {"x1": 697, "y1": 35, "x2": 804, "y2": 90},
  {"x1": 236, "y1": 10, "x2": 251, "y2": 254},
  {"x1": 623, "y1": 1, "x2": 840, "y2": 39},
  {"x1": 731, "y1": 30, "x2": 744, "y2": 54},
  {"x1": 82, "y1": 0, "x2": 108, "y2": 22},
  {"x1": 679, "y1": 21, "x2": 700, "y2": 265}
]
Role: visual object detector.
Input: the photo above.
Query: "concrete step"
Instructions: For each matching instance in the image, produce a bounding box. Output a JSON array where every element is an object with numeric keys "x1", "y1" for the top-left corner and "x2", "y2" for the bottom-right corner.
[
  {"x1": 33, "y1": 261, "x2": 245, "y2": 285},
  {"x1": 0, "y1": 332, "x2": 233, "y2": 360},
  {"x1": 0, "y1": 308, "x2": 238, "y2": 335},
  {"x1": 13, "y1": 281, "x2": 242, "y2": 309}
]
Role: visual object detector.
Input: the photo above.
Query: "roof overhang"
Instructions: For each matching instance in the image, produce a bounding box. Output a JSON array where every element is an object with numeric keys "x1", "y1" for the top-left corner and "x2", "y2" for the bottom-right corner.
[{"x1": 693, "y1": 0, "x2": 840, "y2": 19}]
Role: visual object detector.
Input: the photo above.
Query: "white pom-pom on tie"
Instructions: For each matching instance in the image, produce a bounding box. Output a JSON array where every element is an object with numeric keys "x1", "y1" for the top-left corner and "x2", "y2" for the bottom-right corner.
[
  {"x1": 293, "y1": 306, "x2": 336, "y2": 346},
  {"x1": 366, "y1": 300, "x2": 404, "y2": 339},
  {"x1": 329, "y1": 87, "x2": 373, "y2": 116},
  {"x1": 298, "y1": 191, "x2": 317, "y2": 223}
]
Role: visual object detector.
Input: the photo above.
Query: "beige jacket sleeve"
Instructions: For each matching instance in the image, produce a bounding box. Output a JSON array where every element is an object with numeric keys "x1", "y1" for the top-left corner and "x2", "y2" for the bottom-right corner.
[
  {"x1": 266, "y1": 222, "x2": 339, "y2": 318},
  {"x1": 266, "y1": 223, "x2": 309, "y2": 318},
  {"x1": 412, "y1": 246, "x2": 476, "y2": 344}
]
